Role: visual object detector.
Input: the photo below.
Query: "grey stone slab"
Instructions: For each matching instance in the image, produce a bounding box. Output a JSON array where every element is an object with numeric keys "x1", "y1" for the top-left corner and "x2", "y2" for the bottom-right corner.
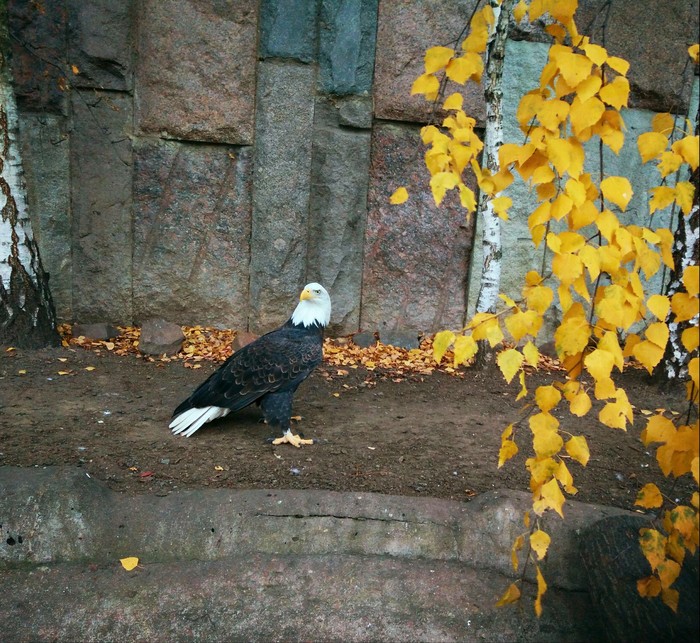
[
  {"x1": 259, "y1": 0, "x2": 319, "y2": 63},
  {"x1": 361, "y1": 122, "x2": 475, "y2": 333},
  {"x1": 66, "y1": 0, "x2": 134, "y2": 91},
  {"x1": 318, "y1": 0, "x2": 379, "y2": 95},
  {"x1": 250, "y1": 61, "x2": 316, "y2": 333},
  {"x1": 8, "y1": 0, "x2": 67, "y2": 112},
  {"x1": 308, "y1": 97, "x2": 372, "y2": 335},
  {"x1": 373, "y1": 0, "x2": 485, "y2": 124},
  {"x1": 132, "y1": 140, "x2": 252, "y2": 329},
  {"x1": 135, "y1": 0, "x2": 258, "y2": 144},
  {"x1": 17, "y1": 113, "x2": 72, "y2": 321},
  {"x1": 575, "y1": 0, "x2": 699, "y2": 114},
  {"x1": 70, "y1": 90, "x2": 133, "y2": 324}
]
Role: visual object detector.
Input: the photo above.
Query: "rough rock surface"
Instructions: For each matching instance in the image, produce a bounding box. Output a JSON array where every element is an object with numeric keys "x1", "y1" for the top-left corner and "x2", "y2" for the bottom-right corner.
[
  {"x1": 138, "y1": 319, "x2": 185, "y2": 356},
  {"x1": 135, "y1": 0, "x2": 258, "y2": 144},
  {"x1": 72, "y1": 323, "x2": 120, "y2": 341},
  {"x1": 259, "y1": 0, "x2": 318, "y2": 63},
  {"x1": 0, "y1": 466, "x2": 640, "y2": 642}
]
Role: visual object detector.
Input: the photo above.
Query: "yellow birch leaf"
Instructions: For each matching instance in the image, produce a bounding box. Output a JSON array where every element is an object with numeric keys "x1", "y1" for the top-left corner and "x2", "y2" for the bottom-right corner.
[
  {"x1": 535, "y1": 565, "x2": 547, "y2": 617},
  {"x1": 657, "y1": 560, "x2": 681, "y2": 592},
  {"x1": 566, "y1": 435, "x2": 590, "y2": 466},
  {"x1": 646, "y1": 322, "x2": 669, "y2": 348},
  {"x1": 632, "y1": 340, "x2": 664, "y2": 374},
  {"x1": 453, "y1": 334, "x2": 478, "y2": 366},
  {"x1": 526, "y1": 285, "x2": 554, "y2": 315},
  {"x1": 599, "y1": 330, "x2": 624, "y2": 370},
  {"x1": 535, "y1": 478, "x2": 566, "y2": 518},
  {"x1": 511, "y1": 534, "x2": 524, "y2": 571},
  {"x1": 657, "y1": 151, "x2": 684, "y2": 178},
  {"x1": 554, "y1": 309, "x2": 590, "y2": 357},
  {"x1": 120, "y1": 556, "x2": 139, "y2": 571},
  {"x1": 683, "y1": 265, "x2": 699, "y2": 295},
  {"x1": 496, "y1": 582, "x2": 521, "y2": 607},
  {"x1": 641, "y1": 414, "x2": 675, "y2": 446},
  {"x1": 596, "y1": 284, "x2": 626, "y2": 327},
  {"x1": 545, "y1": 138, "x2": 572, "y2": 176},
  {"x1": 582, "y1": 42, "x2": 608, "y2": 66},
  {"x1": 443, "y1": 92, "x2": 463, "y2": 111},
  {"x1": 652, "y1": 112, "x2": 674, "y2": 135},
  {"x1": 670, "y1": 505, "x2": 697, "y2": 541},
  {"x1": 516, "y1": 370, "x2": 528, "y2": 401},
  {"x1": 432, "y1": 330, "x2": 455, "y2": 363},
  {"x1": 411, "y1": 73, "x2": 439, "y2": 97},
  {"x1": 600, "y1": 176, "x2": 633, "y2": 211},
  {"x1": 533, "y1": 427, "x2": 563, "y2": 459},
  {"x1": 530, "y1": 529, "x2": 551, "y2": 560},
  {"x1": 599, "y1": 389, "x2": 633, "y2": 429},
  {"x1": 430, "y1": 171, "x2": 459, "y2": 205},
  {"x1": 574, "y1": 73, "x2": 602, "y2": 103},
  {"x1": 505, "y1": 310, "x2": 541, "y2": 342},
  {"x1": 570, "y1": 96, "x2": 605, "y2": 135},
  {"x1": 606, "y1": 55, "x2": 630, "y2": 75},
  {"x1": 389, "y1": 187, "x2": 408, "y2": 205},
  {"x1": 556, "y1": 459, "x2": 577, "y2": 494},
  {"x1": 637, "y1": 575, "x2": 662, "y2": 598},
  {"x1": 497, "y1": 348, "x2": 524, "y2": 384},
  {"x1": 649, "y1": 186, "x2": 676, "y2": 214},
  {"x1": 671, "y1": 292, "x2": 698, "y2": 322},
  {"x1": 689, "y1": 43, "x2": 700, "y2": 63},
  {"x1": 446, "y1": 52, "x2": 483, "y2": 84},
  {"x1": 538, "y1": 99, "x2": 570, "y2": 131},
  {"x1": 498, "y1": 439, "x2": 519, "y2": 468},
  {"x1": 635, "y1": 483, "x2": 663, "y2": 509},
  {"x1": 424, "y1": 46, "x2": 455, "y2": 74},
  {"x1": 492, "y1": 195, "x2": 512, "y2": 220},
  {"x1": 527, "y1": 455, "x2": 559, "y2": 483},
  {"x1": 554, "y1": 49, "x2": 592, "y2": 87},
  {"x1": 569, "y1": 390, "x2": 592, "y2": 417},
  {"x1": 585, "y1": 348, "x2": 615, "y2": 381},
  {"x1": 637, "y1": 131, "x2": 668, "y2": 163},
  {"x1": 458, "y1": 184, "x2": 477, "y2": 212},
  {"x1": 523, "y1": 341, "x2": 540, "y2": 367},
  {"x1": 674, "y1": 181, "x2": 695, "y2": 214},
  {"x1": 485, "y1": 321, "x2": 505, "y2": 348},
  {"x1": 598, "y1": 76, "x2": 630, "y2": 109},
  {"x1": 661, "y1": 588, "x2": 680, "y2": 613},
  {"x1": 535, "y1": 385, "x2": 561, "y2": 413},
  {"x1": 552, "y1": 253, "x2": 582, "y2": 284},
  {"x1": 672, "y1": 135, "x2": 699, "y2": 170},
  {"x1": 513, "y1": 0, "x2": 528, "y2": 23},
  {"x1": 646, "y1": 294, "x2": 670, "y2": 321},
  {"x1": 681, "y1": 326, "x2": 699, "y2": 352}
]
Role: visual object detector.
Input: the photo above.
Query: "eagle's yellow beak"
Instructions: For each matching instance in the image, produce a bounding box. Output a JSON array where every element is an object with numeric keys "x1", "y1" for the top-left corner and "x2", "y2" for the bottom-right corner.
[{"x1": 300, "y1": 288, "x2": 313, "y2": 301}]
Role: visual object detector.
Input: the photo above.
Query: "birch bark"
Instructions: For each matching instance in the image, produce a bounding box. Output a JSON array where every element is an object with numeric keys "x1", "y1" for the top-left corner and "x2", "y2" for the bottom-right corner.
[{"x1": 0, "y1": 8, "x2": 59, "y2": 347}]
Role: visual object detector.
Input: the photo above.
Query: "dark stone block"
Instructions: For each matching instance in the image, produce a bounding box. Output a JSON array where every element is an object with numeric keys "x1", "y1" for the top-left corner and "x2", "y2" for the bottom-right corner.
[
  {"x1": 259, "y1": 0, "x2": 318, "y2": 63},
  {"x1": 139, "y1": 319, "x2": 185, "y2": 356},
  {"x1": 351, "y1": 331, "x2": 377, "y2": 348},
  {"x1": 72, "y1": 323, "x2": 120, "y2": 341},
  {"x1": 580, "y1": 514, "x2": 700, "y2": 642},
  {"x1": 66, "y1": 0, "x2": 134, "y2": 91},
  {"x1": 318, "y1": 0, "x2": 379, "y2": 95},
  {"x1": 379, "y1": 330, "x2": 422, "y2": 350}
]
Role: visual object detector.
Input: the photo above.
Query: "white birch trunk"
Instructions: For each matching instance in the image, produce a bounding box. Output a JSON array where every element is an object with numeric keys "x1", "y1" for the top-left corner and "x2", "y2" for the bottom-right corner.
[
  {"x1": 474, "y1": 0, "x2": 515, "y2": 315},
  {"x1": 0, "y1": 18, "x2": 58, "y2": 347}
]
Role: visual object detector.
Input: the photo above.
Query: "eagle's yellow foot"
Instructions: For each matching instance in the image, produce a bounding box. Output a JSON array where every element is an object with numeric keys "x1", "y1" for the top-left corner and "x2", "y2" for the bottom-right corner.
[{"x1": 272, "y1": 430, "x2": 314, "y2": 448}]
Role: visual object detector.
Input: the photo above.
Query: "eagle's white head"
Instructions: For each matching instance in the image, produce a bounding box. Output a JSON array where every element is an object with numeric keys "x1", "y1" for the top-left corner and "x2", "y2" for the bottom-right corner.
[{"x1": 291, "y1": 283, "x2": 331, "y2": 328}]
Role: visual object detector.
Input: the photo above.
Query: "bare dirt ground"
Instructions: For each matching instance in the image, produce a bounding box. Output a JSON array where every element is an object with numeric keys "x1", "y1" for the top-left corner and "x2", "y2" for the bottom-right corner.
[{"x1": 1, "y1": 341, "x2": 695, "y2": 511}]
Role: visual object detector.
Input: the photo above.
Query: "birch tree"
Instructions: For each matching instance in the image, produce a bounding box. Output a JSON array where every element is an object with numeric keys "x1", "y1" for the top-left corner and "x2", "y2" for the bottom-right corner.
[{"x1": 0, "y1": 2, "x2": 59, "y2": 348}]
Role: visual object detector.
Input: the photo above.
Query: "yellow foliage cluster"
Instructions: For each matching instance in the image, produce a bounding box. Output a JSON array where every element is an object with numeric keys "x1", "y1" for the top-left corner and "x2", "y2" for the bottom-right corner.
[{"x1": 405, "y1": 0, "x2": 699, "y2": 616}]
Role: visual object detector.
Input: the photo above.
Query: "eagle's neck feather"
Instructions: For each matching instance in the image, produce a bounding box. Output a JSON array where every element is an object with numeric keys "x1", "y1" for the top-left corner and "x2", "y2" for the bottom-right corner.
[{"x1": 290, "y1": 299, "x2": 330, "y2": 328}]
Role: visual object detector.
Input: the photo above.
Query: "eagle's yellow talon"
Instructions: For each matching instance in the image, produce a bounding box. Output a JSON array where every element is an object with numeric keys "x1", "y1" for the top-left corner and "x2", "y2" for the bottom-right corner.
[{"x1": 272, "y1": 431, "x2": 314, "y2": 448}]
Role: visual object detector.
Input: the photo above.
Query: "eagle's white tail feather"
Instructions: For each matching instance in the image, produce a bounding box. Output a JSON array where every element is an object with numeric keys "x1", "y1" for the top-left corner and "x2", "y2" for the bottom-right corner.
[{"x1": 170, "y1": 406, "x2": 229, "y2": 437}]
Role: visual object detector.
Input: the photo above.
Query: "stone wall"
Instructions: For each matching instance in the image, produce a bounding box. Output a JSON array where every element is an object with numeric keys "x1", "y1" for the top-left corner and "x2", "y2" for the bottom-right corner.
[{"x1": 8, "y1": 0, "x2": 699, "y2": 337}]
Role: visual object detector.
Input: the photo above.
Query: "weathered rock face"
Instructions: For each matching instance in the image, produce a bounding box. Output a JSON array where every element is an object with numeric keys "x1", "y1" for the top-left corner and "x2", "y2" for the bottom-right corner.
[
  {"x1": 135, "y1": 0, "x2": 258, "y2": 144},
  {"x1": 361, "y1": 122, "x2": 475, "y2": 333},
  {"x1": 138, "y1": 319, "x2": 185, "y2": 355},
  {"x1": 70, "y1": 90, "x2": 133, "y2": 324},
  {"x1": 132, "y1": 140, "x2": 252, "y2": 329},
  {"x1": 9, "y1": 0, "x2": 699, "y2": 337}
]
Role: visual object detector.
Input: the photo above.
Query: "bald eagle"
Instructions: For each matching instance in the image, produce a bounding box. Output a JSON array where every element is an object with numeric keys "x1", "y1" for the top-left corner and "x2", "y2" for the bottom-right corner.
[{"x1": 169, "y1": 283, "x2": 331, "y2": 447}]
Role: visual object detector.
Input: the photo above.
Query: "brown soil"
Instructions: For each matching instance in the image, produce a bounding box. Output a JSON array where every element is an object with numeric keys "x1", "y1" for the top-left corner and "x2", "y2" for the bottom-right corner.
[{"x1": 1, "y1": 344, "x2": 695, "y2": 511}]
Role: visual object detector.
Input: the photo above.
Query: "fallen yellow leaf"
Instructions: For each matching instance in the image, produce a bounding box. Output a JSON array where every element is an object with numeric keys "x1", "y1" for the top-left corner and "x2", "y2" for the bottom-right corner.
[{"x1": 120, "y1": 556, "x2": 139, "y2": 571}]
